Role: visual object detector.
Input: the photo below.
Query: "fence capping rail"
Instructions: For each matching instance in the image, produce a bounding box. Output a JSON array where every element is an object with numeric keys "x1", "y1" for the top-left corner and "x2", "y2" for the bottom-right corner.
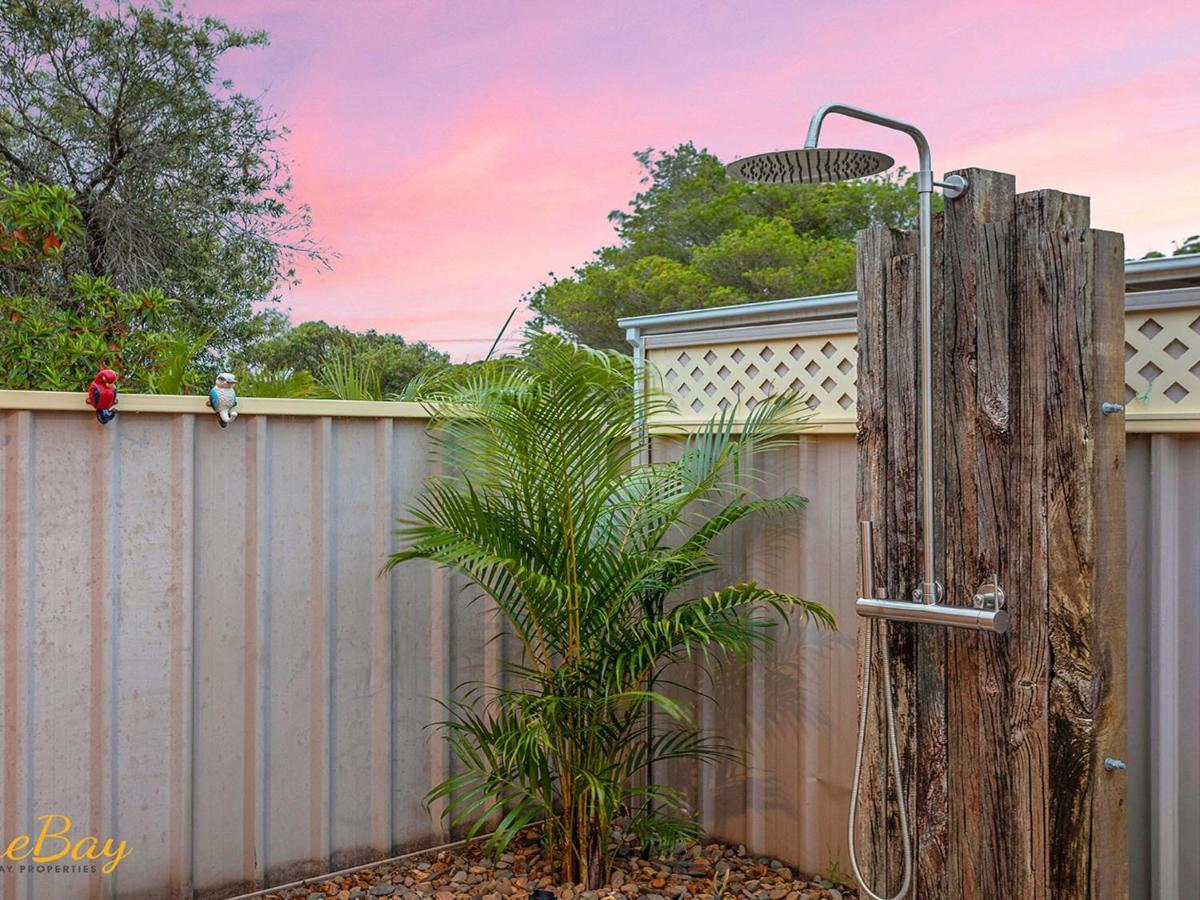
[{"x1": 0, "y1": 389, "x2": 430, "y2": 418}]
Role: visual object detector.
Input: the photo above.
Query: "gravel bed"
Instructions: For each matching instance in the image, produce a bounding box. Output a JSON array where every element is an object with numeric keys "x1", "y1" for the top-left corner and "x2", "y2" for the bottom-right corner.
[{"x1": 260, "y1": 828, "x2": 857, "y2": 900}]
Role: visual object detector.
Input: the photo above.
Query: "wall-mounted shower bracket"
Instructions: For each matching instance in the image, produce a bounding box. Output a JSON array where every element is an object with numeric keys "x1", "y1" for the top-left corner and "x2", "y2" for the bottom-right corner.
[
  {"x1": 911, "y1": 581, "x2": 944, "y2": 604},
  {"x1": 935, "y1": 174, "x2": 969, "y2": 199},
  {"x1": 915, "y1": 172, "x2": 969, "y2": 198}
]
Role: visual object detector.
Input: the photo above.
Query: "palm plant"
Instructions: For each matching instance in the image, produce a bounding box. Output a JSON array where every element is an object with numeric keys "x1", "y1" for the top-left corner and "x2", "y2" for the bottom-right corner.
[
  {"x1": 315, "y1": 345, "x2": 384, "y2": 400},
  {"x1": 236, "y1": 366, "x2": 317, "y2": 398},
  {"x1": 145, "y1": 330, "x2": 213, "y2": 395},
  {"x1": 386, "y1": 333, "x2": 832, "y2": 889}
]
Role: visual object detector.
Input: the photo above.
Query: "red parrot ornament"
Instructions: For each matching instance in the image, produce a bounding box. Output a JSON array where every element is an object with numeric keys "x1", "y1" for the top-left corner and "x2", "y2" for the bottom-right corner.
[{"x1": 86, "y1": 368, "x2": 119, "y2": 424}]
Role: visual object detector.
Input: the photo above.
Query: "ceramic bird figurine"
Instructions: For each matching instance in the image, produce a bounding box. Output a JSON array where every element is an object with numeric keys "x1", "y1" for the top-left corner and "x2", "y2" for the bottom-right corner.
[
  {"x1": 207, "y1": 372, "x2": 239, "y2": 428},
  {"x1": 85, "y1": 368, "x2": 119, "y2": 424}
]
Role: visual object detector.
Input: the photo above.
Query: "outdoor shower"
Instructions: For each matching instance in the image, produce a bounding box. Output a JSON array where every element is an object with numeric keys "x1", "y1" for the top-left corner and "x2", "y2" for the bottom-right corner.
[{"x1": 727, "y1": 102, "x2": 1010, "y2": 900}]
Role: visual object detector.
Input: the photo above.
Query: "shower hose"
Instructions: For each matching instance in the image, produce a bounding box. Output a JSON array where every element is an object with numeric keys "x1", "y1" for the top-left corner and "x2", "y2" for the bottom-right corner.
[{"x1": 848, "y1": 618, "x2": 913, "y2": 900}]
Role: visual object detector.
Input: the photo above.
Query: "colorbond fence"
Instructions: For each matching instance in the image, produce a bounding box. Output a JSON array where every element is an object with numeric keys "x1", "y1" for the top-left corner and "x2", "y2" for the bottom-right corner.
[
  {"x1": 0, "y1": 255, "x2": 1197, "y2": 899},
  {"x1": 0, "y1": 396, "x2": 502, "y2": 900}
]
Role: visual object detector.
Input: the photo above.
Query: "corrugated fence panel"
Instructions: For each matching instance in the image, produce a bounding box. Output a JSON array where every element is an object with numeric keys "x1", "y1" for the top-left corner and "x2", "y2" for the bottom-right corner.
[
  {"x1": 1, "y1": 403, "x2": 1197, "y2": 898},
  {"x1": 329, "y1": 418, "x2": 388, "y2": 869},
  {"x1": 651, "y1": 434, "x2": 861, "y2": 877},
  {"x1": 1125, "y1": 434, "x2": 1200, "y2": 900},
  {"x1": 112, "y1": 413, "x2": 187, "y2": 900},
  {"x1": 0, "y1": 410, "x2": 468, "y2": 900}
]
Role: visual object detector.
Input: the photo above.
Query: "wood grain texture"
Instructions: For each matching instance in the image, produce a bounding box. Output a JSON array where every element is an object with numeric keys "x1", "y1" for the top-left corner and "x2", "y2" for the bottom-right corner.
[
  {"x1": 1087, "y1": 231, "x2": 1129, "y2": 899},
  {"x1": 941, "y1": 169, "x2": 1018, "y2": 900},
  {"x1": 855, "y1": 225, "x2": 920, "y2": 896},
  {"x1": 854, "y1": 172, "x2": 1127, "y2": 898}
]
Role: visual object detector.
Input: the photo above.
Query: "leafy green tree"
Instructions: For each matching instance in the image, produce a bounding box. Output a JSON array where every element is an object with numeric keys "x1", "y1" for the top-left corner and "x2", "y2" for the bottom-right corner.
[
  {"x1": 1, "y1": 173, "x2": 181, "y2": 390},
  {"x1": 2, "y1": 273, "x2": 178, "y2": 391},
  {"x1": 1141, "y1": 234, "x2": 1200, "y2": 258},
  {"x1": 387, "y1": 332, "x2": 833, "y2": 888},
  {"x1": 527, "y1": 143, "x2": 923, "y2": 348},
  {"x1": 236, "y1": 317, "x2": 448, "y2": 398},
  {"x1": 0, "y1": 0, "x2": 328, "y2": 350}
]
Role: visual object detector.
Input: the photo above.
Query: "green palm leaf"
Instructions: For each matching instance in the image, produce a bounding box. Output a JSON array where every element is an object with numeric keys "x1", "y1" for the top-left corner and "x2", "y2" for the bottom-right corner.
[{"x1": 386, "y1": 331, "x2": 832, "y2": 888}]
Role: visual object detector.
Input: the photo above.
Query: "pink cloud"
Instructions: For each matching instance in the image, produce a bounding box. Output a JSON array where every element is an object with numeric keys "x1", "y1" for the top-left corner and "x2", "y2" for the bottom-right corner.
[{"x1": 197, "y1": 0, "x2": 1200, "y2": 358}]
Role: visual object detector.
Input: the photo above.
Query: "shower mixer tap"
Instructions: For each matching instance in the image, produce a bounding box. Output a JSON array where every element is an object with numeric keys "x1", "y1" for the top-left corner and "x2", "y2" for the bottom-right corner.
[{"x1": 857, "y1": 521, "x2": 1009, "y2": 632}]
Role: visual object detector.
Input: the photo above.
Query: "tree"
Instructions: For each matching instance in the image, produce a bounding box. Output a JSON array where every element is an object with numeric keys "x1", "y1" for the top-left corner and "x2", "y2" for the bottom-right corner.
[
  {"x1": 1141, "y1": 234, "x2": 1200, "y2": 258},
  {"x1": 1, "y1": 172, "x2": 179, "y2": 390},
  {"x1": 235, "y1": 317, "x2": 448, "y2": 398},
  {"x1": 0, "y1": 0, "x2": 328, "y2": 351},
  {"x1": 526, "y1": 142, "x2": 924, "y2": 349},
  {"x1": 387, "y1": 332, "x2": 833, "y2": 888}
]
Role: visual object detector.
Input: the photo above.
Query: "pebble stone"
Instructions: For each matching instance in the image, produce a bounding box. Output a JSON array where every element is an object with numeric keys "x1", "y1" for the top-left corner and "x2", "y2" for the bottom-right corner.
[{"x1": 258, "y1": 829, "x2": 856, "y2": 899}]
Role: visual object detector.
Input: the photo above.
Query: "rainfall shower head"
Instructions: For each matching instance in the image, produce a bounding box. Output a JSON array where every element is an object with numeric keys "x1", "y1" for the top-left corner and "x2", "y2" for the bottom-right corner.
[{"x1": 725, "y1": 148, "x2": 894, "y2": 184}]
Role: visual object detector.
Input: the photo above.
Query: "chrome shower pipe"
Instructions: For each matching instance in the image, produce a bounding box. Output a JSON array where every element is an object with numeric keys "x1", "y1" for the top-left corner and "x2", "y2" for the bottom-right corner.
[
  {"x1": 807, "y1": 104, "x2": 984, "y2": 626},
  {"x1": 807, "y1": 104, "x2": 942, "y2": 604},
  {"x1": 857, "y1": 596, "x2": 1008, "y2": 633}
]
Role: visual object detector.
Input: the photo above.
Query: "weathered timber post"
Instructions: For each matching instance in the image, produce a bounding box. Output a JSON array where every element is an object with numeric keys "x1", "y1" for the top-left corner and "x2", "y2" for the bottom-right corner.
[{"x1": 854, "y1": 169, "x2": 1128, "y2": 899}]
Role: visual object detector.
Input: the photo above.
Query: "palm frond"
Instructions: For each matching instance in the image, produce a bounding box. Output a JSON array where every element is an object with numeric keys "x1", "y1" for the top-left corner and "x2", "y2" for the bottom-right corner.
[
  {"x1": 386, "y1": 331, "x2": 832, "y2": 886},
  {"x1": 236, "y1": 366, "x2": 316, "y2": 398},
  {"x1": 146, "y1": 330, "x2": 212, "y2": 394},
  {"x1": 315, "y1": 346, "x2": 383, "y2": 400}
]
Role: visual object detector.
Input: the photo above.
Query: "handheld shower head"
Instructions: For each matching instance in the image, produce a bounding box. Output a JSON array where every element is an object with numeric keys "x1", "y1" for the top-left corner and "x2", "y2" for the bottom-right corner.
[{"x1": 725, "y1": 148, "x2": 894, "y2": 184}]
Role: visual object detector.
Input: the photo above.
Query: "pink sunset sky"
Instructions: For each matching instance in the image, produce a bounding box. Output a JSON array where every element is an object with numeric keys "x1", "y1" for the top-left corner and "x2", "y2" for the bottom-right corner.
[{"x1": 206, "y1": 0, "x2": 1200, "y2": 359}]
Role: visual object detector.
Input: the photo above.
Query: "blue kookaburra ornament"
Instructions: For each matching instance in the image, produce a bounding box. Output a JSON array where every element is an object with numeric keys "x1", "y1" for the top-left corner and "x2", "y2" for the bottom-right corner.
[{"x1": 207, "y1": 372, "x2": 239, "y2": 428}]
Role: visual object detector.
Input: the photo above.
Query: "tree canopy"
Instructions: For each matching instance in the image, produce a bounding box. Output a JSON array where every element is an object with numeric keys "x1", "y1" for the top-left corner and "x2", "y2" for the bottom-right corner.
[
  {"x1": 526, "y1": 143, "x2": 925, "y2": 349},
  {"x1": 0, "y1": 1, "x2": 447, "y2": 399},
  {"x1": 1, "y1": 171, "x2": 180, "y2": 390},
  {"x1": 234, "y1": 315, "x2": 448, "y2": 398},
  {"x1": 0, "y1": 0, "x2": 327, "y2": 350},
  {"x1": 1141, "y1": 234, "x2": 1200, "y2": 259}
]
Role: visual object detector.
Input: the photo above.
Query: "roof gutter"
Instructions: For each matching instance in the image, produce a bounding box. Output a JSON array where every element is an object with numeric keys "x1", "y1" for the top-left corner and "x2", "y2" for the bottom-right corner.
[{"x1": 1124, "y1": 252, "x2": 1200, "y2": 290}]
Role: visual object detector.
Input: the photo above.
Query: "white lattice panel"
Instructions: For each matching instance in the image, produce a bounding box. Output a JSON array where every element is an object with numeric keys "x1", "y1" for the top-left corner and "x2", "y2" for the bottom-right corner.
[
  {"x1": 646, "y1": 305, "x2": 1200, "y2": 429},
  {"x1": 648, "y1": 332, "x2": 858, "y2": 423},
  {"x1": 1124, "y1": 307, "x2": 1200, "y2": 417}
]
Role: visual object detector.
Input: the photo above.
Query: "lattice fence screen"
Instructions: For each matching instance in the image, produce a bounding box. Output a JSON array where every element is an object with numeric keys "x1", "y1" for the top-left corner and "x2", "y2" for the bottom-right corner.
[
  {"x1": 1123, "y1": 307, "x2": 1200, "y2": 417},
  {"x1": 647, "y1": 307, "x2": 1200, "y2": 425},
  {"x1": 650, "y1": 332, "x2": 858, "y2": 422}
]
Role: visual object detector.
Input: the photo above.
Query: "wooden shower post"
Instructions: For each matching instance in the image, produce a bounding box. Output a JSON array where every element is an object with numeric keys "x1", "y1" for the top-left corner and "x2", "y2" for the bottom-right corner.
[{"x1": 854, "y1": 168, "x2": 1128, "y2": 899}]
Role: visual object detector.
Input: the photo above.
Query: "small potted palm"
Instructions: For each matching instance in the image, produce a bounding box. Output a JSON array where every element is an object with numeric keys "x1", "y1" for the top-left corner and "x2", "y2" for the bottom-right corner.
[{"x1": 388, "y1": 332, "x2": 833, "y2": 890}]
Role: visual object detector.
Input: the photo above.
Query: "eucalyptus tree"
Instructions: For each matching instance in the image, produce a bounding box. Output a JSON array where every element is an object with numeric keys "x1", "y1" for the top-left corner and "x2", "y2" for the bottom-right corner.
[{"x1": 388, "y1": 333, "x2": 833, "y2": 889}]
